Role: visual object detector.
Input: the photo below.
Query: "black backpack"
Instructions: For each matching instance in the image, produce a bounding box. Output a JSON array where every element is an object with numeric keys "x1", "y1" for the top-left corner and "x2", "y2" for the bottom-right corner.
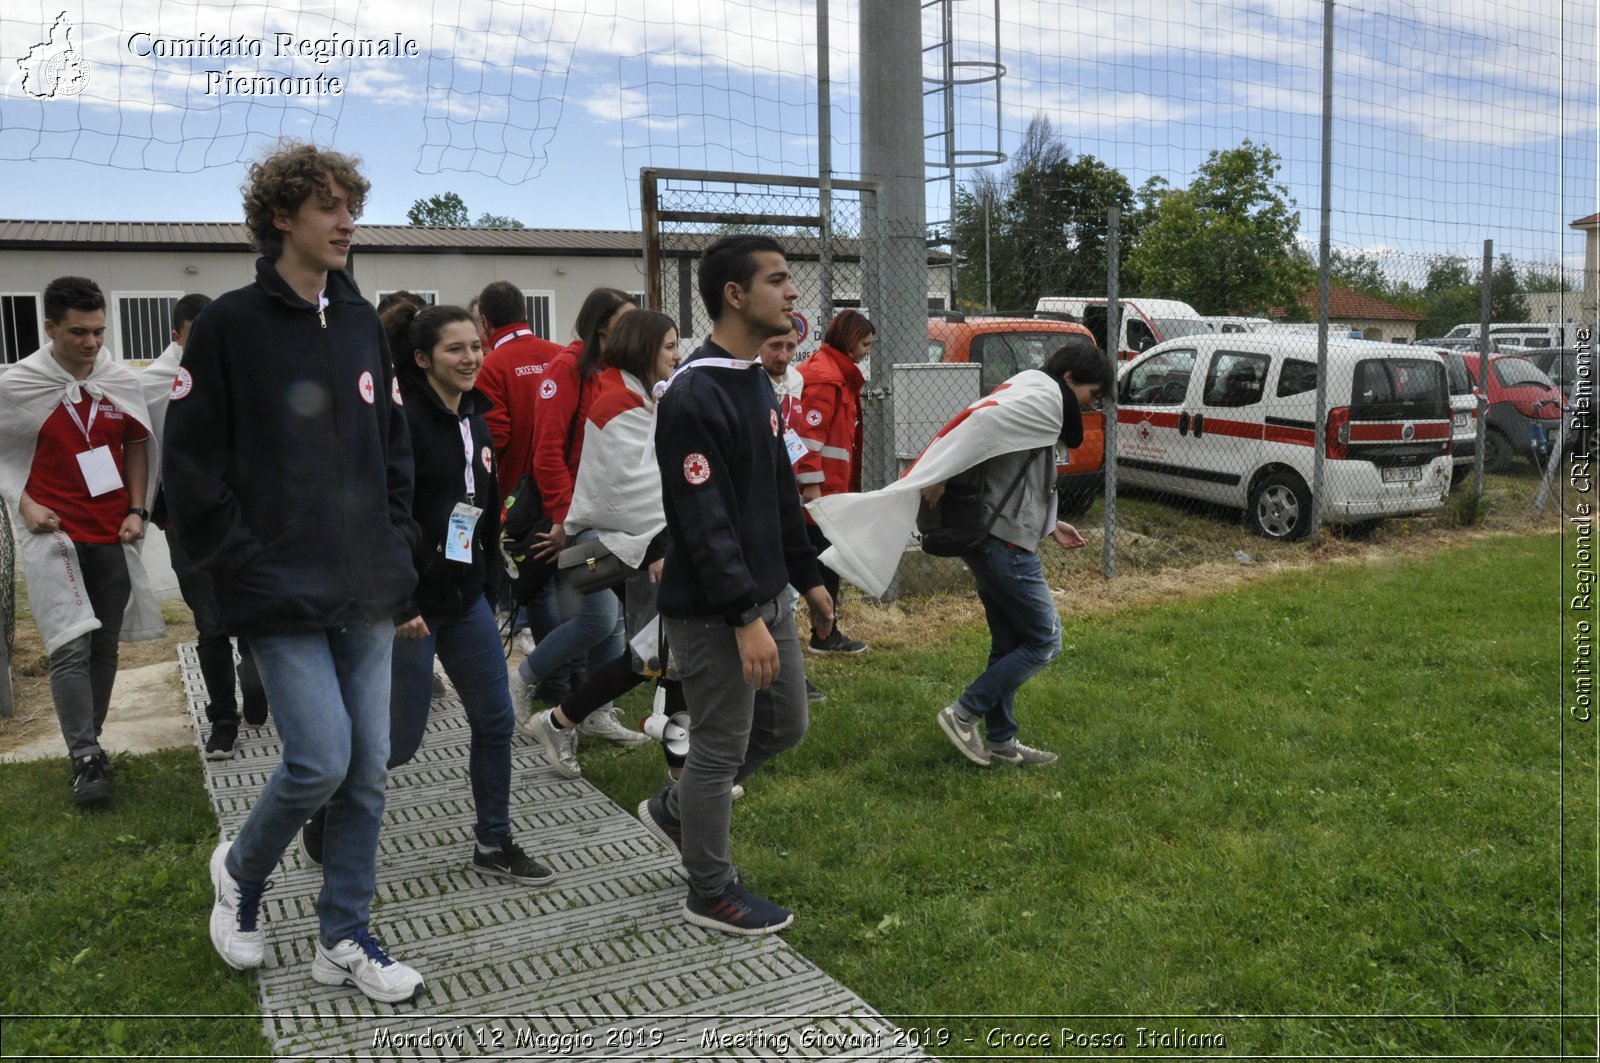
[{"x1": 915, "y1": 448, "x2": 1044, "y2": 557}]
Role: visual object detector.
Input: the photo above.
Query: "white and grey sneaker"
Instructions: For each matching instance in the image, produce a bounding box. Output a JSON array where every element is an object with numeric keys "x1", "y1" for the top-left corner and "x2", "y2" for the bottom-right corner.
[
  {"x1": 509, "y1": 667, "x2": 535, "y2": 729},
  {"x1": 208, "y1": 840, "x2": 268, "y2": 970},
  {"x1": 531, "y1": 708, "x2": 582, "y2": 778},
  {"x1": 311, "y1": 929, "x2": 425, "y2": 1003},
  {"x1": 513, "y1": 629, "x2": 537, "y2": 657},
  {"x1": 989, "y1": 740, "x2": 1058, "y2": 766},
  {"x1": 936, "y1": 704, "x2": 991, "y2": 767},
  {"x1": 578, "y1": 705, "x2": 649, "y2": 748}
]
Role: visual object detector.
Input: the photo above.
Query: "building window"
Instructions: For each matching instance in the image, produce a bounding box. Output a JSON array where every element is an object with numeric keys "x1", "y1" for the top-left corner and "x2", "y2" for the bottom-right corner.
[
  {"x1": 1, "y1": 293, "x2": 42, "y2": 365},
  {"x1": 113, "y1": 292, "x2": 181, "y2": 362},
  {"x1": 523, "y1": 291, "x2": 555, "y2": 340},
  {"x1": 376, "y1": 289, "x2": 438, "y2": 307}
]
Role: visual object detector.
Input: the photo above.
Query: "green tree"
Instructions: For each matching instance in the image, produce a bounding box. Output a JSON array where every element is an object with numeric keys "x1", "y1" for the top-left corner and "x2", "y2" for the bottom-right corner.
[
  {"x1": 1125, "y1": 140, "x2": 1312, "y2": 315},
  {"x1": 950, "y1": 114, "x2": 1135, "y2": 312},
  {"x1": 1414, "y1": 253, "x2": 1527, "y2": 338},
  {"x1": 474, "y1": 212, "x2": 526, "y2": 229},
  {"x1": 407, "y1": 192, "x2": 470, "y2": 227}
]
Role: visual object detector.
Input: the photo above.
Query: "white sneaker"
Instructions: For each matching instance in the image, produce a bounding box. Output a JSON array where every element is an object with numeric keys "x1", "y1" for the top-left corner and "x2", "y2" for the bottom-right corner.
[
  {"x1": 578, "y1": 704, "x2": 650, "y2": 748},
  {"x1": 532, "y1": 708, "x2": 582, "y2": 778},
  {"x1": 311, "y1": 930, "x2": 426, "y2": 1003},
  {"x1": 936, "y1": 704, "x2": 992, "y2": 767},
  {"x1": 513, "y1": 629, "x2": 537, "y2": 657},
  {"x1": 508, "y1": 667, "x2": 534, "y2": 722},
  {"x1": 208, "y1": 840, "x2": 267, "y2": 970}
]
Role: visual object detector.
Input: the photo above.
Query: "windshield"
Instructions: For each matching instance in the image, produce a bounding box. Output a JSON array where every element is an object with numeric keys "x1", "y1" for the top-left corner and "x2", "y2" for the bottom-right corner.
[
  {"x1": 1439, "y1": 353, "x2": 1472, "y2": 396},
  {"x1": 1493, "y1": 357, "x2": 1555, "y2": 389}
]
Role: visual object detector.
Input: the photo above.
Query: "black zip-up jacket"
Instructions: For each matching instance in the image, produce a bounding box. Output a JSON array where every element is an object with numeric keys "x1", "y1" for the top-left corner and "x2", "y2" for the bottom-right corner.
[
  {"x1": 162, "y1": 257, "x2": 419, "y2": 634},
  {"x1": 654, "y1": 340, "x2": 823, "y2": 622},
  {"x1": 398, "y1": 377, "x2": 500, "y2": 622}
]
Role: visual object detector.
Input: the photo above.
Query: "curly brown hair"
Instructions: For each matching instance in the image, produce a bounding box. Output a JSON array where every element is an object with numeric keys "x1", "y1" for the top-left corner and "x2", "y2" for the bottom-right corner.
[{"x1": 241, "y1": 141, "x2": 370, "y2": 259}]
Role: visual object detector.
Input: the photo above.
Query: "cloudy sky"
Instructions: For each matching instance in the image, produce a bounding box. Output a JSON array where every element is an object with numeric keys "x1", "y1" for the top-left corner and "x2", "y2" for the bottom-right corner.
[{"x1": 1, "y1": 0, "x2": 1593, "y2": 271}]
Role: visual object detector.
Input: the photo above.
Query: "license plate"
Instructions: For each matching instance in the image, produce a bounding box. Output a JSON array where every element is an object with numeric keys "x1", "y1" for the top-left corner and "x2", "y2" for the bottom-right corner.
[
  {"x1": 1382, "y1": 465, "x2": 1423, "y2": 483},
  {"x1": 1452, "y1": 412, "x2": 1468, "y2": 429}
]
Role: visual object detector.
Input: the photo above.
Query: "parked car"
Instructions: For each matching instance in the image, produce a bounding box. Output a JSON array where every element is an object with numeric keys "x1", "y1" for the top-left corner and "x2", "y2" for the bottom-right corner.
[
  {"x1": 1457, "y1": 352, "x2": 1567, "y2": 470},
  {"x1": 1416, "y1": 336, "x2": 1509, "y2": 354},
  {"x1": 1115, "y1": 335, "x2": 1454, "y2": 540},
  {"x1": 1033, "y1": 296, "x2": 1211, "y2": 361},
  {"x1": 1445, "y1": 321, "x2": 1576, "y2": 349},
  {"x1": 1518, "y1": 347, "x2": 1589, "y2": 454},
  {"x1": 927, "y1": 314, "x2": 1103, "y2": 514},
  {"x1": 1431, "y1": 349, "x2": 1483, "y2": 477}
]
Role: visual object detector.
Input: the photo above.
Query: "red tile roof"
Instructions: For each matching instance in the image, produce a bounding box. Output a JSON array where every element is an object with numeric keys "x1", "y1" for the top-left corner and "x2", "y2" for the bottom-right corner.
[
  {"x1": 1573, "y1": 213, "x2": 1600, "y2": 229},
  {"x1": 1272, "y1": 286, "x2": 1423, "y2": 322}
]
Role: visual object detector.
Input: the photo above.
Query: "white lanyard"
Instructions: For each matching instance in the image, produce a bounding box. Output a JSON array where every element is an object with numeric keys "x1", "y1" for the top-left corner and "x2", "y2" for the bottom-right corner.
[
  {"x1": 640, "y1": 356, "x2": 759, "y2": 466},
  {"x1": 62, "y1": 396, "x2": 101, "y2": 445},
  {"x1": 458, "y1": 417, "x2": 476, "y2": 498},
  {"x1": 493, "y1": 328, "x2": 534, "y2": 350}
]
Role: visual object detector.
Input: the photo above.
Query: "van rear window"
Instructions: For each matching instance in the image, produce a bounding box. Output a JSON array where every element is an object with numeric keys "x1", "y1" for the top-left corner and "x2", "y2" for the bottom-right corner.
[{"x1": 1352, "y1": 359, "x2": 1448, "y2": 419}]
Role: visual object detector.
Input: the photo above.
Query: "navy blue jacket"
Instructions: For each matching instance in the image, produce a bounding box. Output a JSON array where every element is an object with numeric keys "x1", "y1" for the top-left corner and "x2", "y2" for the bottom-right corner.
[
  {"x1": 654, "y1": 340, "x2": 823, "y2": 622},
  {"x1": 399, "y1": 377, "x2": 500, "y2": 622},
  {"x1": 162, "y1": 258, "x2": 419, "y2": 634}
]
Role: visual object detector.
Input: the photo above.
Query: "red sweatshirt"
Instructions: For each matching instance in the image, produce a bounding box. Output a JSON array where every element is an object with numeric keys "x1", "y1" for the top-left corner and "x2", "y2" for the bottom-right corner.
[
  {"x1": 476, "y1": 322, "x2": 563, "y2": 496},
  {"x1": 530, "y1": 341, "x2": 596, "y2": 524}
]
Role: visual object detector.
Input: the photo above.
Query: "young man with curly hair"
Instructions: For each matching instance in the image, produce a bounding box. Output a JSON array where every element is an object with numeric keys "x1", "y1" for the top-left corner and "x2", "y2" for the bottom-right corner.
[{"x1": 163, "y1": 141, "x2": 426, "y2": 1003}]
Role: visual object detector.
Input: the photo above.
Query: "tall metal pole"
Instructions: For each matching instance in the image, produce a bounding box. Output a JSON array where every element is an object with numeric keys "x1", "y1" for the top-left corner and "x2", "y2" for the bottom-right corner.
[
  {"x1": 817, "y1": 0, "x2": 834, "y2": 316},
  {"x1": 1310, "y1": 0, "x2": 1334, "y2": 537},
  {"x1": 942, "y1": 0, "x2": 958, "y2": 303},
  {"x1": 1473, "y1": 239, "x2": 1493, "y2": 500},
  {"x1": 1102, "y1": 206, "x2": 1121, "y2": 580},
  {"x1": 860, "y1": 0, "x2": 927, "y2": 493}
]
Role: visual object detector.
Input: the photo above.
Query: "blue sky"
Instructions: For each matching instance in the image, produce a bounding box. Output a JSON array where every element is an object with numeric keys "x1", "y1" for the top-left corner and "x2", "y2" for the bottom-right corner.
[{"x1": 1, "y1": 0, "x2": 1593, "y2": 274}]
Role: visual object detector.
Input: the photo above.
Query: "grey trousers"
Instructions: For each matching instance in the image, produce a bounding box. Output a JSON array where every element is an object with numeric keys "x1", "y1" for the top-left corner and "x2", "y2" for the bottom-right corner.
[
  {"x1": 664, "y1": 597, "x2": 808, "y2": 897},
  {"x1": 49, "y1": 541, "x2": 130, "y2": 759}
]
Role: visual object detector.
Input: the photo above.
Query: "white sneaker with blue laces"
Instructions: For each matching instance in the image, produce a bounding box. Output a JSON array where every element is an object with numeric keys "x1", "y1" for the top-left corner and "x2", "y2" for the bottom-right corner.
[{"x1": 311, "y1": 929, "x2": 425, "y2": 1003}]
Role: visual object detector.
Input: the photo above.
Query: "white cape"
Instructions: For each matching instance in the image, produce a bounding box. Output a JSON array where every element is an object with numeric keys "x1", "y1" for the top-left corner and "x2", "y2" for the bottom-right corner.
[
  {"x1": 563, "y1": 371, "x2": 665, "y2": 568},
  {"x1": 0, "y1": 347, "x2": 166, "y2": 651},
  {"x1": 805, "y1": 369, "x2": 1065, "y2": 598}
]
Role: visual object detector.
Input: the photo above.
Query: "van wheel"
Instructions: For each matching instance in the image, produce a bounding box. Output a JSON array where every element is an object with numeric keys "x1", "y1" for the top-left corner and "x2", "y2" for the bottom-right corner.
[
  {"x1": 1481, "y1": 429, "x2": 1513, "y2": 473},
  {"x1": 1249, "y1": 472, "x2": 1311, "y2": 541}
]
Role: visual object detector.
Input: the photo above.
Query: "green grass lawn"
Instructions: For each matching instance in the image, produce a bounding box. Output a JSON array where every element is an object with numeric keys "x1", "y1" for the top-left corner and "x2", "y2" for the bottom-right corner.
[{"x1": 1, "y1": 532, "x2": 1588, "y2": 1059}]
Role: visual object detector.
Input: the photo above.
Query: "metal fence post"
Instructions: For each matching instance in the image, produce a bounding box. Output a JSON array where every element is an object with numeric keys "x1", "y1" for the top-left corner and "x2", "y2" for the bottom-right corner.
[
  {"x1": 1103, "y1": 206, "x2": 1120, "y2": 580},
  {"x1": 1310, "y1": 0, "x2": 1334, "y2": 538},
  {"x1": 1473, "y1": 239, "x2": 1492, "y2": 501}
]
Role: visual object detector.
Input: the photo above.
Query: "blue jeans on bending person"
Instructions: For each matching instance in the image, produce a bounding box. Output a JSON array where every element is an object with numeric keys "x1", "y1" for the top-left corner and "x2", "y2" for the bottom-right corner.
[
  {"x1": 389, "y1": 595, "x2": 514, "y2": 843},
  {"x1": 222, "y1": 618, "x2": 394, "y2": 946},
  {"x1": 957, "y1": 536, "x2": 1062, "y2": 746}
]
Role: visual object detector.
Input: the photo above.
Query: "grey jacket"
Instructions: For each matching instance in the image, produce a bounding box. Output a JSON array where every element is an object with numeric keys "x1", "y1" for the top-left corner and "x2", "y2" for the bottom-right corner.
[{"x1": 979, "y1": 445, "x2": 1057, "y2": 551}]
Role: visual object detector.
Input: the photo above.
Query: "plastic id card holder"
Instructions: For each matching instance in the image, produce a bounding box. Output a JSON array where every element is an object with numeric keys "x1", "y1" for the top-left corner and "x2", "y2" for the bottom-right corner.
[
  {"x1": 77, "y1": 446, "x2": 123, "y2": 497},
  {"x1": 445, "y1": 503, "x2": 483, "y2": 563},
  {"x1": 783, "y1": 429, "x2": 808, "y2": 466}
]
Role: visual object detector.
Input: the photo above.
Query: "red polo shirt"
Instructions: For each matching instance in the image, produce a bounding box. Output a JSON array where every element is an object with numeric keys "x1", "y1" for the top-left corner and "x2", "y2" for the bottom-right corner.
[{"x1": 27, "y1": 395, "x2": 148, "y2": 543}]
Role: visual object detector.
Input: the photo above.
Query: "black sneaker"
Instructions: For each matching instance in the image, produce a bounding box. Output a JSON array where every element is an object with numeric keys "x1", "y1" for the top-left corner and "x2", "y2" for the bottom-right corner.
[
  {"x1": 299, "y1": 805, "x2": 327, "y2": 868},
  {"x1": 70, "y1": 753, "x2": 111, "y2": 806},
  {"x1": 471, "y1": 836, "x2": 556, "y2": 884},
  {"x1": 683, "y1": 878, "x2": 793, "y2": 936},
  {"x1": 637, "y1": 794, "x2": 682, "y2": 853},
  {"x1": 805, "y1": 679, "x2": 826, "y2": 704},
  {"x1": 204, "y1": 721, "x2": 239, "y2": 761},
  {"x1": 241, "y1": 691, "x2": 268, "y2": 727},
  {"x1": 807, "y1": 628, "x2": 869, "y2": 655}
]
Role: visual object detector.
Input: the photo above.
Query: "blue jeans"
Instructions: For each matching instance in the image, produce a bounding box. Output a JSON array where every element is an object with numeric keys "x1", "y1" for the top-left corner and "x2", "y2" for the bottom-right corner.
[
  {"x1": 389, "y1": 595, "x2": 514, "y2": 843},
  {"x1": 224, "y1": 619, "x2": 394, "y2": 946},
  {"x1": 516, "y1": 531, "x2": 623, "y2": 689},
  {"x1": 958, "y1": 537, "x2": 1062, "y2": 746}
]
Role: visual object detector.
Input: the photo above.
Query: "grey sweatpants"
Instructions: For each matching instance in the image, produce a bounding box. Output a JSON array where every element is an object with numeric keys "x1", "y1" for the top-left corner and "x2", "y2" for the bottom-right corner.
[
  {"x1": 48, "y1": 541, "x2": 130, "y2": 759},
  {"x1": 664, "y1": 596, "x2": 808, "y2": 897}
]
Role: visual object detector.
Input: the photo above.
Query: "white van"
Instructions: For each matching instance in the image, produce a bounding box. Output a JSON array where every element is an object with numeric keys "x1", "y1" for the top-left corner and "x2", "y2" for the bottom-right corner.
[
  {"x1": 1444, "y1": 322, "x2": 1573, "y2": 349},
  {"x1": 1115, "y1": 335, "x2": 1454, "y2": 539},
  {"x1": 1034, "y1": 296, "x2": 1210, "y2": 360}
]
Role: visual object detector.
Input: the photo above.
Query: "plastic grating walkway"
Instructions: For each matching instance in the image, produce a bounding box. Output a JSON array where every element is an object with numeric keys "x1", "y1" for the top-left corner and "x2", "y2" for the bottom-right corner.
[{"x1": 180, "y1": 643, "x2": 931, "y2": 1061}]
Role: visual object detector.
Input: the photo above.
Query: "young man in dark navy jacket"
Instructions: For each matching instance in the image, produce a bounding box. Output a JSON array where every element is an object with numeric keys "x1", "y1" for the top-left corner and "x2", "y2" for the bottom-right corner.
[
  {"x1": 163, "y1": 142, "x2": 427, "y2": 1003},
  {"x1": 638, "y1": 234, "x2": 835, "y2": 936}
]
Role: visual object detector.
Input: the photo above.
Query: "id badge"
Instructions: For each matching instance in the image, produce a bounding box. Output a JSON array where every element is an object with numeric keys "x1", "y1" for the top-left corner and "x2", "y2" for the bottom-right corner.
[
  {"x1": 77, "y1": 446, "x2": 123, "y2": 497},
  {"x1": 783, "y1": 428, "x2": 808, "y2": 466},
  {"x1": 445, "y1": 502, "x2": 483, "y2": 563}
]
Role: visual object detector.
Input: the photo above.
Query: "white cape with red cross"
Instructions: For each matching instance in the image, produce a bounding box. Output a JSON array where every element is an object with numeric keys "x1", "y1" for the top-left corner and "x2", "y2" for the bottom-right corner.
[{"x1": 805, "y1": 368, "x2": 1064, "y2": 599}]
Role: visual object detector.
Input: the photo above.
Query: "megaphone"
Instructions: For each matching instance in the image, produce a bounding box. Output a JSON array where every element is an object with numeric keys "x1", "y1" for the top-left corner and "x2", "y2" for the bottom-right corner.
[{"x1": 641, "y1": 685, "x2": 690, "y2": 757}]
